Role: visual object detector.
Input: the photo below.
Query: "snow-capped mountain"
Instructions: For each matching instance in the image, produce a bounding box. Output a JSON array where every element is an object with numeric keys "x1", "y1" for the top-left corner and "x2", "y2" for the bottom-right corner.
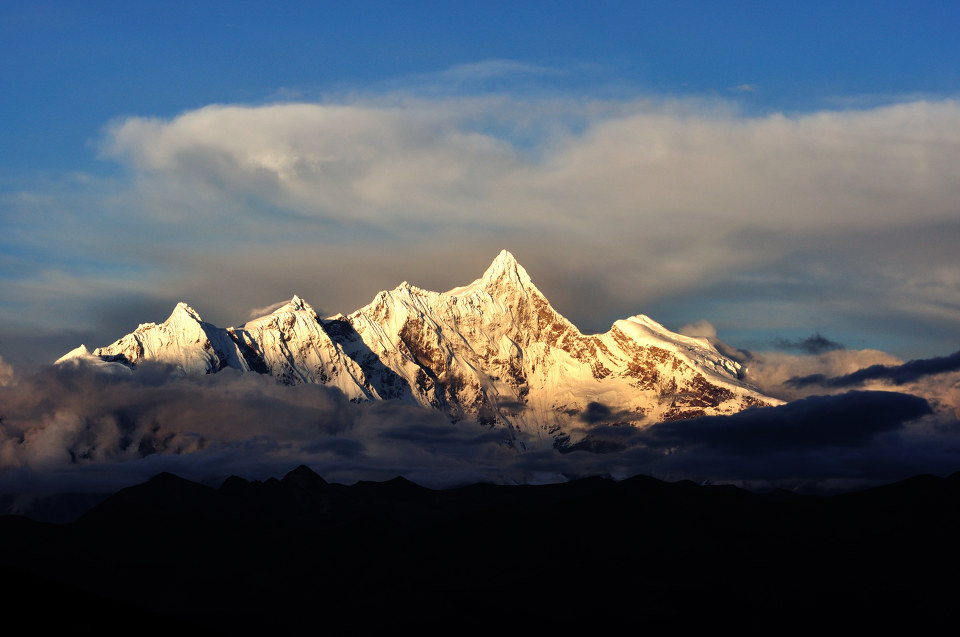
[{"x1": 58, "y1": 251, "x2": 777, "y2": 441}]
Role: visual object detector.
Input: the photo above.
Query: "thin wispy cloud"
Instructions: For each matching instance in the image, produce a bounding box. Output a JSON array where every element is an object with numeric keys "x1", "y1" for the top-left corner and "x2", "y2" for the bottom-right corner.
[
  {"x1": 246, "y1": 300, "x2": 306, "y2": 321},
  {"x1": 436, "y1": 59, "x2": 563, "y2": 81},
  {"x1": 773, "y1": 333, "x2": 845, "y2": 355},
  {"x1": 676, "y1": 319, "x2": 718, "y2": 339}
]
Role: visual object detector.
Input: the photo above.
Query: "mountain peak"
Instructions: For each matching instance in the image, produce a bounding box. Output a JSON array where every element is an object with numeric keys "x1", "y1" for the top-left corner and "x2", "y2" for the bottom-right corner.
[
  {"x1": 486, "y1": 249, "x2": 520, "y2": 273},
  {"x1": 55, "y1": 344, "x2": 91, "y2": 364},
  {"x1": 493, "y1": 249, "x2": 518, "y2": 267},
  {"x1": 168, "y1": 302, "x2": 203, "y2": 323},
  {"x1": 480, "y1": 249, "x2": 532, "y2": 288},
  {"x1": 445, "y1": 250, "x2": 537, "y2": 299},
  {"x1": 273, "y1": 295, "x2": 317, "y2": 315}
]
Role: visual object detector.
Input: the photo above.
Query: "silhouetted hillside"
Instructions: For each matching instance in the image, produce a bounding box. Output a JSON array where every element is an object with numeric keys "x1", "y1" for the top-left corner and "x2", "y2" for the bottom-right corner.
[{"x1": 2, "y1": 468, "x2": 960, "y2": 635}]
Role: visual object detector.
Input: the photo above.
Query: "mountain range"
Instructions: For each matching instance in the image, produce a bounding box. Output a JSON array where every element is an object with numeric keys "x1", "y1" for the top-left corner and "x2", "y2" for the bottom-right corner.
[{"x1": 58, "y1": 250, "x2": 776, "y2": 444}]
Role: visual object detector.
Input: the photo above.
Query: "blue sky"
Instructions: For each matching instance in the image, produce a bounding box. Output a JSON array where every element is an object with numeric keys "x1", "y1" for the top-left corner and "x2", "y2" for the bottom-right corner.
[
  {"x1": 7, "y1": 1, "x2": 960, "y2": 173},
  {"x1": 6, "y1": 1, "x2": 959, "y2": 175},
  {"x1": 2, "y1": 1, "x2": 960, "y2": 368}
]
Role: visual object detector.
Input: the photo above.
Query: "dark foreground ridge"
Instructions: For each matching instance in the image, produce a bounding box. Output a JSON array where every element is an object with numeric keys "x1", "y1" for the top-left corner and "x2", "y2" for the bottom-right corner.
[{"x1": 3, "y1": 467, "x2": 960, "y2": 635}]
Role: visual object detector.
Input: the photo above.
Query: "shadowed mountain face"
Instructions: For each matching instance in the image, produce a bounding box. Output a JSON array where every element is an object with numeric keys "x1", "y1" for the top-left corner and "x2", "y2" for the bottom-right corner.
[
  {"x1": 3, "y1": 466, "x2": 960, "y2": 635},
  {"x1": 58, "y1": 251, "x2": 776, "y2": 445}
]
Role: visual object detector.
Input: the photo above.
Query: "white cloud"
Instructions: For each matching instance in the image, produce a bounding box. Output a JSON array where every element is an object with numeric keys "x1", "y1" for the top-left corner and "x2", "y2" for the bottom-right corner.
[
  {"x1": 5, "y1": 94, "x2": 960, "y2": 365},
  {"x1": 247, "y1": 300, "x2": 294, "y2": 320},
  {"x1": 102, "y1": 98, "x2": 960, "y2": 235},
  {"x1": 677, "y1": 320, "x2": 717, "y2": 339}
]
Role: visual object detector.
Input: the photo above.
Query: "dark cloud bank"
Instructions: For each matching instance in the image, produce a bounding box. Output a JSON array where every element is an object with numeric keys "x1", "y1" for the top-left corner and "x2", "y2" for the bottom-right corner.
[
  {"x1": 1, "y1": 356, "x2": 959, "y2": 498},
  {"x1": 789, "y1": 348, "x2": 960, "y2": 388},
  {"x1": 564, "y1": 389, "x2": 960, "y2": 487}
]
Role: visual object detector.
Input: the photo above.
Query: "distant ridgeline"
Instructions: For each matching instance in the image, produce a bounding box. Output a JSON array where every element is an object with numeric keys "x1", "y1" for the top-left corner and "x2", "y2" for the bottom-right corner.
[{"x1": 3, "y1": 466, "x2": 960, "y2": 634}]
